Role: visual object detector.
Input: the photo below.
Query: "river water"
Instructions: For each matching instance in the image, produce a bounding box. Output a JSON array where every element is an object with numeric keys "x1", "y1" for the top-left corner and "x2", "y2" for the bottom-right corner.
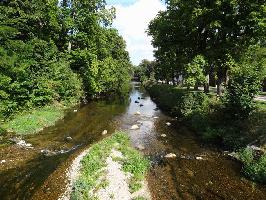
[{"x1": 0, "y1": 82, "x2": 265, "y2": 200}]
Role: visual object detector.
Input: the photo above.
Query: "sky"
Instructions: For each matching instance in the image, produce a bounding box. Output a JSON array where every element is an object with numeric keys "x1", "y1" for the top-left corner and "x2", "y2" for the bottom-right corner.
[{"x1": 106, "y1": 0, "x2": 166, "y2": 65}]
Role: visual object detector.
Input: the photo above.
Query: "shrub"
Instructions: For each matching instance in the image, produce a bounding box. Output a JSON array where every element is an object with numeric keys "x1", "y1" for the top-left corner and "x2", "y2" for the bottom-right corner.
[
  {"x1": 223, "y1": 53, "x2": 263, "y2": 119},
  {"x1": 238, "y1": 148, "x2": 266, "y2": 183}
]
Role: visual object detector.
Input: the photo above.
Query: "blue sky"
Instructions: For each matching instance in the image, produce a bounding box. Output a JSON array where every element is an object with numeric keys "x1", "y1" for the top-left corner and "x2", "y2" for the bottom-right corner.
[{"x1": 106, "y1": 0, "x2": 165, "y2": 65}]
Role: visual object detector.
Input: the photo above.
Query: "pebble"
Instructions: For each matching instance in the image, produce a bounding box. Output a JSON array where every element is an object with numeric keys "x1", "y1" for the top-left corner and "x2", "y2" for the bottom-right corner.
[
  {"x1": 165, "y1": 153, "x2": 177, "y2": 158},
  {"x1": 166, "y1": 122, "x2": 171, "y2": 126},
  {"x1": 130, "y1": 125, "x2": 139, "y2": 130},
  {"x1": 161, "y1": 134, "x2": 167, "y2": 138},
  {"x1": 137, "y1": 144, "x2": 145, "y2": 150},
  {"x1": 65, "y1": 136, "x2": 73, "y2": 141},
  {"x1": 0, "y1": 160, "x2": 6, "y2": 164},
  {"x1": 134, "y1": 111, "x2": 141, "y2": 115},
  {"x1": 102, "y1": 130, "x2": 108, "y2": 135},
  {"x1": 196, "y1": 156, "x2": 204, "y2": 160}
]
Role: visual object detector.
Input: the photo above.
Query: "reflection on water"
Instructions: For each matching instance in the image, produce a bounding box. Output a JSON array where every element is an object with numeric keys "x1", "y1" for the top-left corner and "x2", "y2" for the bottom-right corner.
[{"x1": 0, "y1": 82, "x2": 265, "y2": 200}]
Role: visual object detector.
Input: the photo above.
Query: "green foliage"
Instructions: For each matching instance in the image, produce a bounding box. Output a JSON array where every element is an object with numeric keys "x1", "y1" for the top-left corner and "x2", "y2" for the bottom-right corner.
[
  {"x1": 148, "y1": 84, "x2": 209, "y2": 119},
  {"x1": 238, "y1": 148, "x2": 266, "y2": 183},
  {"x1": 223, "y1": 58, "x2": 263, "y2": 119},
  {"x1": 184, "y1": 55, "x2": 208, "y2": 88},
  {"x1": 148, "y1": 0, "x2": 265, "y2": 94},
  {"x1": 0, "y1": 0, "x2": 131, "y2": 121}
]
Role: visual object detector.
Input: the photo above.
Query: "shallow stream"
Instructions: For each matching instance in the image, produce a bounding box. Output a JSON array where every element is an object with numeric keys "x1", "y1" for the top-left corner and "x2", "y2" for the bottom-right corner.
[{"x1": 0, "y1": 82, "x2": 265, "y2": 200}]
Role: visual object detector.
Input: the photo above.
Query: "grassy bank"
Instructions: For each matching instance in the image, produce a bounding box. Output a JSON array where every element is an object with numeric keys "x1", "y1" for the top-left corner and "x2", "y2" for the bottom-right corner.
[
  {"x1": 0, "y1": 105, "x2": 67, "y2": 135},
  {"x1": 147, "y1": 84, "x2": 266, "y2": 183},
  {"x1": 71, "y1": 132, "x2": 150, "y2": 200}
]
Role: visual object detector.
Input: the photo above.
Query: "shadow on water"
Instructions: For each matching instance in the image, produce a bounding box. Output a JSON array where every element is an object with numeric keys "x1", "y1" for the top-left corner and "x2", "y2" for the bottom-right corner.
[{"x1": 0, "y1": 82, "x2": 265, "y2": 200}]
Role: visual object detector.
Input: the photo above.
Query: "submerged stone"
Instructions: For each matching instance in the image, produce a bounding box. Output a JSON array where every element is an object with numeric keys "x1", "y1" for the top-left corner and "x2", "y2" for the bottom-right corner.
[
  {"x1": 166, "y1": 122, "x2": 171, "y2": 126},
  {"x1": 130, "y1": 125, "x2": 139, "y2": 130},
  {"x1": 102, "y1": 130, "x2": 108, "y2": 135},
  {"x1": 165, "y1": 153, "x2": 177, "y2": 158}
]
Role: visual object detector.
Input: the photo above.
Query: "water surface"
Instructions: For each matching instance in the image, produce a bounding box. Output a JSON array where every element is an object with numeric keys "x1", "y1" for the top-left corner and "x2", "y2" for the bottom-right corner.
[{"x1": 0, "y1": 82, "x2": 265, "y2": 200}]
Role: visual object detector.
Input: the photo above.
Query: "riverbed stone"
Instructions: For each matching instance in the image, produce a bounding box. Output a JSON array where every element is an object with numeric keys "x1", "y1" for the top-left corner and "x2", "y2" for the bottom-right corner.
[
  {"x1": 102, "y1": 130, "x2": 108, "y2": 135},
  {"x1": 137, "y1": 144, "x2": 145, "y2": 150},
  {"x1": 196, "y1": 156, "x2": 203, "y2": 160},
  {"x1": 165, "y1": 153, "x2": 177, "y2": 158},
  {"x1": 166, "y1": 122, "x2": 171, "y2": 126},
  {"x1": 65, "y1": 136, "x2": 73, "y2": 142},
  {"x1": 0, "y1": 160, "x2": 6, "y2": 164},
  {"x1": 130, "y1": 125, "x2": 140, "y2": 130}
]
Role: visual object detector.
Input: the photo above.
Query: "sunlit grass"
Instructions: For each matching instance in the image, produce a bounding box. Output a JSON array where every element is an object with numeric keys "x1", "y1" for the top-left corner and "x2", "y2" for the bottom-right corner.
[
  {"x1": 71, "y1": 132, "x2": 150, "y2": 200},
  {"x1": 2, "y1": 106, "x2": 65, "y2": 135}
]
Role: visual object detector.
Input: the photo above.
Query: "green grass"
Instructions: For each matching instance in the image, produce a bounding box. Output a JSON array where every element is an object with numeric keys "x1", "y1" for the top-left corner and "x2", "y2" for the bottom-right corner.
[
  {"x1": 2, "y1": 106, "x2": 65, "y2": 135},
  {"x1": 256, "y1": 101, "x2": 266, "y2": 111},
  {"x1": 260, "y1": 91, "x2": 266, "y2": 96},
  {"x1": 71, "y1": 132, "x2": 150, "y2": 200}
]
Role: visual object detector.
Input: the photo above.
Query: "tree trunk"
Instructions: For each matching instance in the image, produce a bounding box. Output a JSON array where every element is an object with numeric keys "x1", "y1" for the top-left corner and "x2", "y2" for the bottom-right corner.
[
  {"x1": 194, "y1": 83, "x2": 199, "y2": 90},
  {"x1": 204, "y1": 74, "x2": 210, "y2": 93},
  {"x1": 217, "y1": 77, "x2": 222, "y2": 96}
]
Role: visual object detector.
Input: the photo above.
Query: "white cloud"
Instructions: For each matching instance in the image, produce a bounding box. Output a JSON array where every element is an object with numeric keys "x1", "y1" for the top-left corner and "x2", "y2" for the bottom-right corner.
[{"x1": 110, "y1": 0, "x2": 165, "y2": 65}]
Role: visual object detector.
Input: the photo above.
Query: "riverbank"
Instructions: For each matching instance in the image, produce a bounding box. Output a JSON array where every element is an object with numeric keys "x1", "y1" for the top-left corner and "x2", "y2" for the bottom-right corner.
[
  {"x1": 0, "y1": 105, "x2": 69, "y2": 136},
  {"x1": 147, "y1": 84, "x2": 266, "y2": 183},
  {"x1": 64, "y1": 132, "x2": 150, "y2": 200}
]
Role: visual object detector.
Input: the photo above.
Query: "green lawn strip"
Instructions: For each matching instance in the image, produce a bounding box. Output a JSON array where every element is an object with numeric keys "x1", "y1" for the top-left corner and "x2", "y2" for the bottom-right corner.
[
  {"x1": 71, "y1": 132, "x2": 150, "y2": 200},
  {"x1": 2, "y1": 106, "x2": 65, "y2": 135},
  {"x1": 256, "y1": 101, "x2": 266, "y2": 111}
]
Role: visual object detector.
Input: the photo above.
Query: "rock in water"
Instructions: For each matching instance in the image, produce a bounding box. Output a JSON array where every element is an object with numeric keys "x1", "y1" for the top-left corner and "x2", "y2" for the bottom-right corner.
[
  {"x1": 134, "y1": 111, "x2": 141, "y2": 115},
  {"x1": 135, "y1": 101, "x2": 139, "y2": 104},
  {"x1": 65, "y1": 136, "x2": 73, "y2": 142},
  {"x1": 161, "y1": 134, "x2": 167, "y2": 138},
  {"x1": 0, "y1": 160, "x2": 6, "y2": 164},
  {"x1": 166, "y1": 122, "x2": 171, "y2": 126},
  {"x1": 153, "y1": 116, "x2": 159, "y2": 119},
  {"x1": 137, "y1": 144, "x2": 145, "y2": 150},
  {"x1": 165, "y1": 153, "x2": 177, "y2": 158},
  {"x1": 139, "y1": 104, "x2": 144, "y2": 107},
  {"x1": 102, "y1": 130, "x2": 108, "y2": 135},
  {"x1": 130, "y1": 125, "x2": 139, "y2": 130},
  {"x1": 196, "y1": 156, "x2": 203, "y2": 160}
]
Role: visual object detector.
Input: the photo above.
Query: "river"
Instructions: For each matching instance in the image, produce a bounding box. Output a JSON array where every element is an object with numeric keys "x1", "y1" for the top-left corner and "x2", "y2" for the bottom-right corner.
[{"x1": 0, "y1": 82, "x2": 265, "y2": 200}]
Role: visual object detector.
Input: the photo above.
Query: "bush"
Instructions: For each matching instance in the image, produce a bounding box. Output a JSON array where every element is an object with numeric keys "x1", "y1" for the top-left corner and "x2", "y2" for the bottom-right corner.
[
  {"x1": 238, "y1": 148, "x2": 266, "y2": 183},
  {"x1": 0, "y1": 39, "x2": 83, "y2": 117},
  {"x1": 223, "y1": 53, "x2": 263, "y2": 119}
]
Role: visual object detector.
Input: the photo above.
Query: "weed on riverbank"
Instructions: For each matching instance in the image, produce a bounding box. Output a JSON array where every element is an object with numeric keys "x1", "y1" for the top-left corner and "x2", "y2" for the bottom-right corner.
[
  {"x1": 71, "y1": 132, "x2": 150, "y2": 200},
  {"x1": 1, "y1": 106, "x2": 65, "y2": 135}
]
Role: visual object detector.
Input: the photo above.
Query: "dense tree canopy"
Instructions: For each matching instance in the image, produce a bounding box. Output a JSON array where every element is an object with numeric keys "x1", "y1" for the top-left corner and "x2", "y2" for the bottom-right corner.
[
  {"x1": 0, "y1": 0, "x2": 132, "y2": 118},
  {"x1": 148, "y1": 0, "x2": 265, "y2": 95}
]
